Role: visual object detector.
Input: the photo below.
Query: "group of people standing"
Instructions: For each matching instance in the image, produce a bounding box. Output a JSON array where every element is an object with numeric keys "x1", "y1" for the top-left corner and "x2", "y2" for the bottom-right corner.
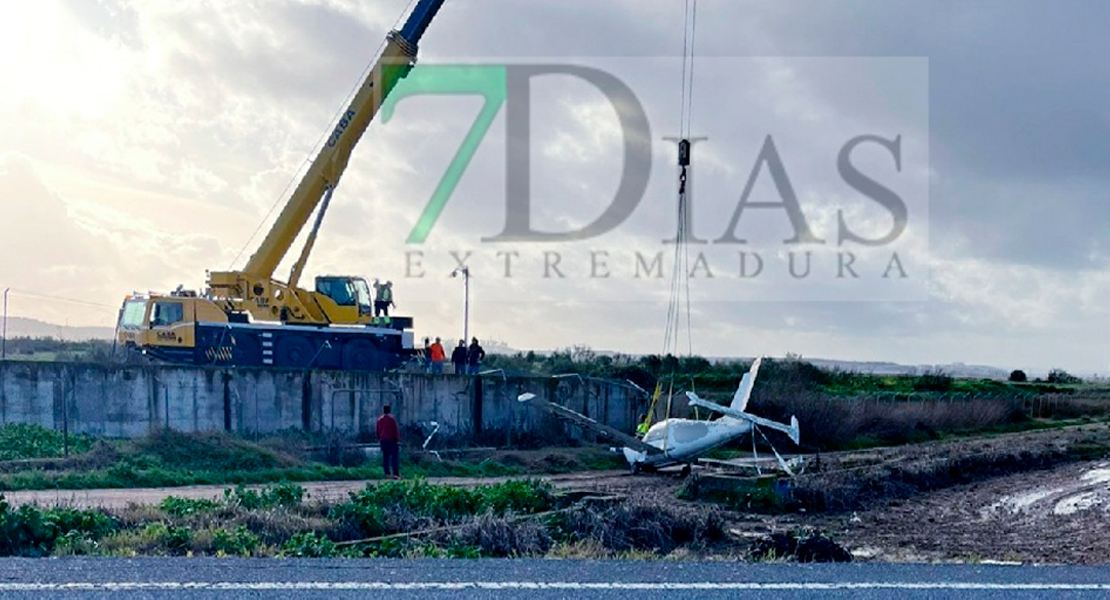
[
  {"x1": 422, "y1": 337, "x2": 485, "y2": 375},
  {"x1": 370, "y1": 278, "x2": 486, "y2": 375}
]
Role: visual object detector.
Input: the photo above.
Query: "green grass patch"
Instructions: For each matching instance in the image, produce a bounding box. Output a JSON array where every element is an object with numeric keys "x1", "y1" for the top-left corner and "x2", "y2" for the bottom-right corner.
[{"x1": 0, "y1": 424, "x2": 94, "y2": 461}]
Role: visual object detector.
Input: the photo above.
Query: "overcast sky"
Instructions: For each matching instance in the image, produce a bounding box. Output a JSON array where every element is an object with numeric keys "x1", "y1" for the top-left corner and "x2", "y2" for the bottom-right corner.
[{"x1": 2, "y1": 0, "x2": 1108, "y2": 374}]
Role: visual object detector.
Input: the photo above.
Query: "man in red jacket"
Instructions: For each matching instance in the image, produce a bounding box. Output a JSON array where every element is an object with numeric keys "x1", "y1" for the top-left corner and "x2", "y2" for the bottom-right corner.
[{"x1": 376, "y1": 405, "x2": 401, "y2": 479}]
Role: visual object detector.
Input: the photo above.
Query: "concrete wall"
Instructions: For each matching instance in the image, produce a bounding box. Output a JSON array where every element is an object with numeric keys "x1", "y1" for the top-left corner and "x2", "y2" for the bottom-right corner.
[{"x1": 0, "y1": 361, "x2": 642, "y2": 444}]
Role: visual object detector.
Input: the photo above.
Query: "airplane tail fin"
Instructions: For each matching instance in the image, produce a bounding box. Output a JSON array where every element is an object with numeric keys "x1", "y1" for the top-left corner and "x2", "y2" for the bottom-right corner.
[{"x1": 730, "y1": 357, "x2": 763, "y2": 412}]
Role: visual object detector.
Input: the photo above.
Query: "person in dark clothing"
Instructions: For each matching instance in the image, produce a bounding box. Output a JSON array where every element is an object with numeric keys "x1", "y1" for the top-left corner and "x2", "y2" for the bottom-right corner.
[
  {"x1": 466, "y1": 337, "x2": 485, "y2": 375},
  {"x1": 372, "y1": 279, "x2": 395, "y2": 317},
  {"x1": 376, "y1": 405, "x2": 401, "y2": 479},
  {"x1": 451, "y1": 339, "x2": 467, "y2": 374}
]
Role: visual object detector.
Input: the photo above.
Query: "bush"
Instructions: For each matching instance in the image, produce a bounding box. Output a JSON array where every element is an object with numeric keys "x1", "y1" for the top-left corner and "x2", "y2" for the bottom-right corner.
[
  {"x1": 557, "y1": 499, "x2": 724, "y2": 554},
  {"x1": 0, "y1": 496, "x2": 117, "y2": 556},
  {"x1": 330, "y1": 479, "x2": 556, "y2": 539},
  {"x1": 446, "y1": 511, "x2": 553, "y2": 557},
  {"x1": 913, "y1": 369, "x2": 953, "y2": 392},
  {"x1": 159, "y1": 496, "x2": 219, "y2": 517},
  {"x1": 1047, "y1": 369, "x2": 1082, "y2": 385},
  {"x1": 213, "y1": 526, "x2": 261, "y2": 557},
  {"x1": 281, "y1": 532, "x2": 337, "y2": 557},
  {"x1": 223, "y1": 483, "x2": 305, "y2": 510},
  {"x1": 0, "y1": 424, "x2": 94, "y2": 461},
  {"x1": 1009, "y1": 370, "x2": 1028, "y2": 383}
]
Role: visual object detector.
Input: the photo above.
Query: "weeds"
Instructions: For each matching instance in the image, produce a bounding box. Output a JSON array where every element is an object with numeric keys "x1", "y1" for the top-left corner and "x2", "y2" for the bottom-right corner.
[
  {"x1": 0, "y1": 424, "x2": 93, "y2": 461},
  {"x1": 0, "y1": 496, "x2": 117, "y2": 556},
  {"x1": 748, "y1": 530, "x2": 852, "y2": 563},
  {"x1": 555, "y1": 499, "x2": 726, "y2": 555}
]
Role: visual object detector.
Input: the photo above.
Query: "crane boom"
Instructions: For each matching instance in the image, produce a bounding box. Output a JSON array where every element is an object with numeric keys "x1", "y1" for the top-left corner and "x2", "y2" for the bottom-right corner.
[{"x1": 243, "y1": 0, "x2": 446, "y2": 279}]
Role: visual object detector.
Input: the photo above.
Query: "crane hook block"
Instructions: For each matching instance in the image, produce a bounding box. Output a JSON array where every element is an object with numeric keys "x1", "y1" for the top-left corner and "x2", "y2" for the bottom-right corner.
[{"x1": 678, "y1": 138, "x2": 691, "y2": 167}]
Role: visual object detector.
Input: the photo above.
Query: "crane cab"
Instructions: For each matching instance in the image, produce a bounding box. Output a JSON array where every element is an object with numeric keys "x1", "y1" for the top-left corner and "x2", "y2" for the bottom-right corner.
[
  {"x1": 116, "y1": 292, "x2": 229, "y2": 362},
  {"x1": 314, "y1": 276, "x2": 373, "y2": 318}
]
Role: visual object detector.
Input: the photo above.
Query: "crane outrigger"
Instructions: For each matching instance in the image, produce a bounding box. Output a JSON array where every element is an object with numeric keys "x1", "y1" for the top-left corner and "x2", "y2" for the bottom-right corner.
[{"x1": 117, "y1": 0, "x2": 447, "y2": 370}]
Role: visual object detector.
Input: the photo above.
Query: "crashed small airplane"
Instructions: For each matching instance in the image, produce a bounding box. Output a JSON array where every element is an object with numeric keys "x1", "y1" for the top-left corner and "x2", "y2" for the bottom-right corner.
[{"x1": 517, "y1": 357, "x2": 801, "y2": 473}]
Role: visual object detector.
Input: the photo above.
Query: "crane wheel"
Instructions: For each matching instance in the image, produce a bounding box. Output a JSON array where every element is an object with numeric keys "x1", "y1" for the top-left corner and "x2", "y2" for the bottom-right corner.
[
  {"x1": 275, "y1": 336, "x2": 314, "y2": 369},
  {"x1": 342, "y1": 340, "x2": 382, "y2": 371}
]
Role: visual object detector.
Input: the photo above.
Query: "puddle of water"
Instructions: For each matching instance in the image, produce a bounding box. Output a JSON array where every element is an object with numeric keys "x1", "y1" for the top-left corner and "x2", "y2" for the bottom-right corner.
[
  {"x1": 1054, "y1": 491, "x2": 1103, "y2": 516},
  {"x1": 988, "y1": 489, "x2": 1057, "y2": 515},
  {"x1": 1081, "y1": 468, "x2": 1110, "y2": 484}
]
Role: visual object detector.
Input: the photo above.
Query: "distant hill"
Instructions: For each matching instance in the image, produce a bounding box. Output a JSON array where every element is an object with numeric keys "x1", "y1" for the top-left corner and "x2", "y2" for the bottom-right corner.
[{"x1": 2, "y1": 317, "x2": 114, "y2": 341}]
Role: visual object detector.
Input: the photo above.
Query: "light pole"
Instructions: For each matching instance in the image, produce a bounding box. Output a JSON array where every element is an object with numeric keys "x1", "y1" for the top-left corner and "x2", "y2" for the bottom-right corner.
[
  {"x1": 2, "y1": 287, "x2": 8, "y2": 360},
  {"x1": 450, "y1": 267, "x2": 469, "y2": 345}
]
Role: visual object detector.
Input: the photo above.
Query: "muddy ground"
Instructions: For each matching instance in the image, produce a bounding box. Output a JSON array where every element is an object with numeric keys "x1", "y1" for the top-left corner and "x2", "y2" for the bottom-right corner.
[{"x1": 7, "y1": 423, "x2": 1110, "y2": 564}]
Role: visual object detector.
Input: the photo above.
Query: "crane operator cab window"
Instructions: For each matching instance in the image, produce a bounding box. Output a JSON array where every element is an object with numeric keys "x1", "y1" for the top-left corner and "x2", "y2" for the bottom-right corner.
[
  {"x1": 150, "y1": 301, "x2": 184, "y2": 328},
  {"x1": 316, "y1": 277, "x2": 372, "y2": 315},
  {"x1": 119, "y1": 299, "x2": 148, "y2": 329}
]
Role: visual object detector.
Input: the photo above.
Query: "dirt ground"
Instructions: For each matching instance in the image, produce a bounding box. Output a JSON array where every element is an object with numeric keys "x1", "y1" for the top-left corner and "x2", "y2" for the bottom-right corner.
[{"x1": 7, "y1": 424, "x2": 1110, "y2": 564}]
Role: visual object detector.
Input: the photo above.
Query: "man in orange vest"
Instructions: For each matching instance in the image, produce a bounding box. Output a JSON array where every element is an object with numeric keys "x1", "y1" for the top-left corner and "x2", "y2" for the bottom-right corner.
[{"x1": 428, "y1": 337, "x2": 446, "y2": 374}]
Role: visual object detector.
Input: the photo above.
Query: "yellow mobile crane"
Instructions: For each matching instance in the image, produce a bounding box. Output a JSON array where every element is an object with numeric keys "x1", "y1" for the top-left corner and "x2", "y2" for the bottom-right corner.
[{"x1": 117, "y1": 0, "x2": 447, "y2": 370}]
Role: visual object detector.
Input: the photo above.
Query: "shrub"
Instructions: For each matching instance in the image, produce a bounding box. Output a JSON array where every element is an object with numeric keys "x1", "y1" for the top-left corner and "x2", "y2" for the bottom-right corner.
[
  {"x1": 330, "y1": 479, "x2": 556, "y2": 539},
  {"x1": 557, "y1": 499, "x2": 724, "y2": 554},
  {"x1": 1047, "y1": 369, "x2": 1081, "y2": 385},
  {"x1": 213, "y1": 526, "x2": 261, "y2": 557},
  {"x1": 224, "y1": 483, "x2": 305, "y2": 511},
  {"x1": 1009, "y1": 370, "x2": 1028, "y2": 383},
  {"x1": 913, "y1": 369, "x2": 953, "y2": 392},
  {"x1": 281, "y1": 532, "x2": 337, "y2": 557},
  {"x1": 446, "y1": 511, "x2": 553, "y2": 557},
  {"x1": 0, "y1": 497, "x2": 117, "y2": 556},
  {"x1": 0, "y1": 424, "x2": 94, "y2": 461},
  {"x1": 159, "y1": 496, "x2": 219, "y2": 517}
]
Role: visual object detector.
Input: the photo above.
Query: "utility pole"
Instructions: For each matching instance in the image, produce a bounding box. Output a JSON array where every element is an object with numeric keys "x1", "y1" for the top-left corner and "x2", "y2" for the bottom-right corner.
[
  {"x1": 451, "y1": 267, "x2": 470, "y2": 344},
  {"x1": 2, "y1": 288, "x2": 8, "y2": 360}
]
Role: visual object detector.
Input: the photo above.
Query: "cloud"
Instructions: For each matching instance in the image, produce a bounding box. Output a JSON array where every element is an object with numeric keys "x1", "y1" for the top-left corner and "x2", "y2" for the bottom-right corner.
[{"x1": 0, "y1": 0, "x2": 1107, "y2": 374}]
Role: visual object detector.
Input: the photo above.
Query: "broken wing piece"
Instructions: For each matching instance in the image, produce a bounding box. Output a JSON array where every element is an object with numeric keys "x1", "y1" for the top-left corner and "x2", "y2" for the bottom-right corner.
[
  {"x1": 515, "y1": 392, "x2": 663, "y2": 455},
  {"x1": 730, "y1": 356, "x2": 763, "y2": 412}
]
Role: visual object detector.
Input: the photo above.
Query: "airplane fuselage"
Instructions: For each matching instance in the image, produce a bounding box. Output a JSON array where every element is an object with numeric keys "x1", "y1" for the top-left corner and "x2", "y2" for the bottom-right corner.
[{"x1": 622, "y1": 416, "x2": 753, "y2": 468}]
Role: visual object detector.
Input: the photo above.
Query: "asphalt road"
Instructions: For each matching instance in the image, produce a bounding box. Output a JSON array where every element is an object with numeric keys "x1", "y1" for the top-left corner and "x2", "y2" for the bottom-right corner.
[{"x1": 2, "y1": 558, "x2": 1110, "y2": 599}]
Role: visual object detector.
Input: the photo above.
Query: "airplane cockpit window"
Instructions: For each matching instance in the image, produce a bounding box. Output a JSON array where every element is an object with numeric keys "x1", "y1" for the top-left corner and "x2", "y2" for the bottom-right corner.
[{"x1": 671, "y1": 422, "x2": 709, "y2": 444}]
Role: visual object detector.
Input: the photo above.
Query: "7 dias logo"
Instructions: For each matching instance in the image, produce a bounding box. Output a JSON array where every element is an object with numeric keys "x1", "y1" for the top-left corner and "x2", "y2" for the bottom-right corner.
[{"x1": 380, "y1": 58, "x2": 929, "y2": 302}]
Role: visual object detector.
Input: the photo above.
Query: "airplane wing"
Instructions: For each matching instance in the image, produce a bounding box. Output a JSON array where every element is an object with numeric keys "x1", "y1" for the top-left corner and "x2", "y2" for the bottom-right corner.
[
  {"x1": 730, "y1": 356, "x2": 763, "y2": 412},
  {"x1": 517, "y1": 393, "x2": 664, "y2": 455},
  {"x1": 686, "y1": 392, "x2": 801, "y2": 445}
]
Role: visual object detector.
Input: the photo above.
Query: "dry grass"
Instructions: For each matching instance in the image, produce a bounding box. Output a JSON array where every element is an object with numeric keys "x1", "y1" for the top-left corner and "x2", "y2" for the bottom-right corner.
[
  {"x1": 750, "y1": 392, "x2": 1026, "y2": 450},
  {"x1": 558, "y1": 498, "x2": 726, "y2": 554}
]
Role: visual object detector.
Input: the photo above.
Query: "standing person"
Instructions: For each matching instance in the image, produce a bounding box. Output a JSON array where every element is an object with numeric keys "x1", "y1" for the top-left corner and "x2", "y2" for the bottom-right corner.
[
  {"x1": 376, "y1": 405, "x2": 401, "y2": 479},
  {"x1": 372, "y1": 280, "x2": 395, "y2": 317},
  {"x1": 467, "y1": 337, "x2": 485, "y2": 375},
  {"x1": 451, "y1": 340, "x2": 467, "y2": 374},
  {"x1": 372, "y1": 279, "x2": 394, "y2": 317},
  {"x1": 429, "y1": 337, "x2": 446, "y2": 374},
  {"x1": 421, "y1": 337, "x2": 431, "y2": 371}
]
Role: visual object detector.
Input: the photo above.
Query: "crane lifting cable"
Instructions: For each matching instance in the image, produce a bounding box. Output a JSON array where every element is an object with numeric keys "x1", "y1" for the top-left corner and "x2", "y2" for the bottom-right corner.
[
  {"x1": 646, "y1": 0, "x2": 699, "y2": 438},
  {"x1": 662, "y1": 0, "x2": 699, "y2": 359}
]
